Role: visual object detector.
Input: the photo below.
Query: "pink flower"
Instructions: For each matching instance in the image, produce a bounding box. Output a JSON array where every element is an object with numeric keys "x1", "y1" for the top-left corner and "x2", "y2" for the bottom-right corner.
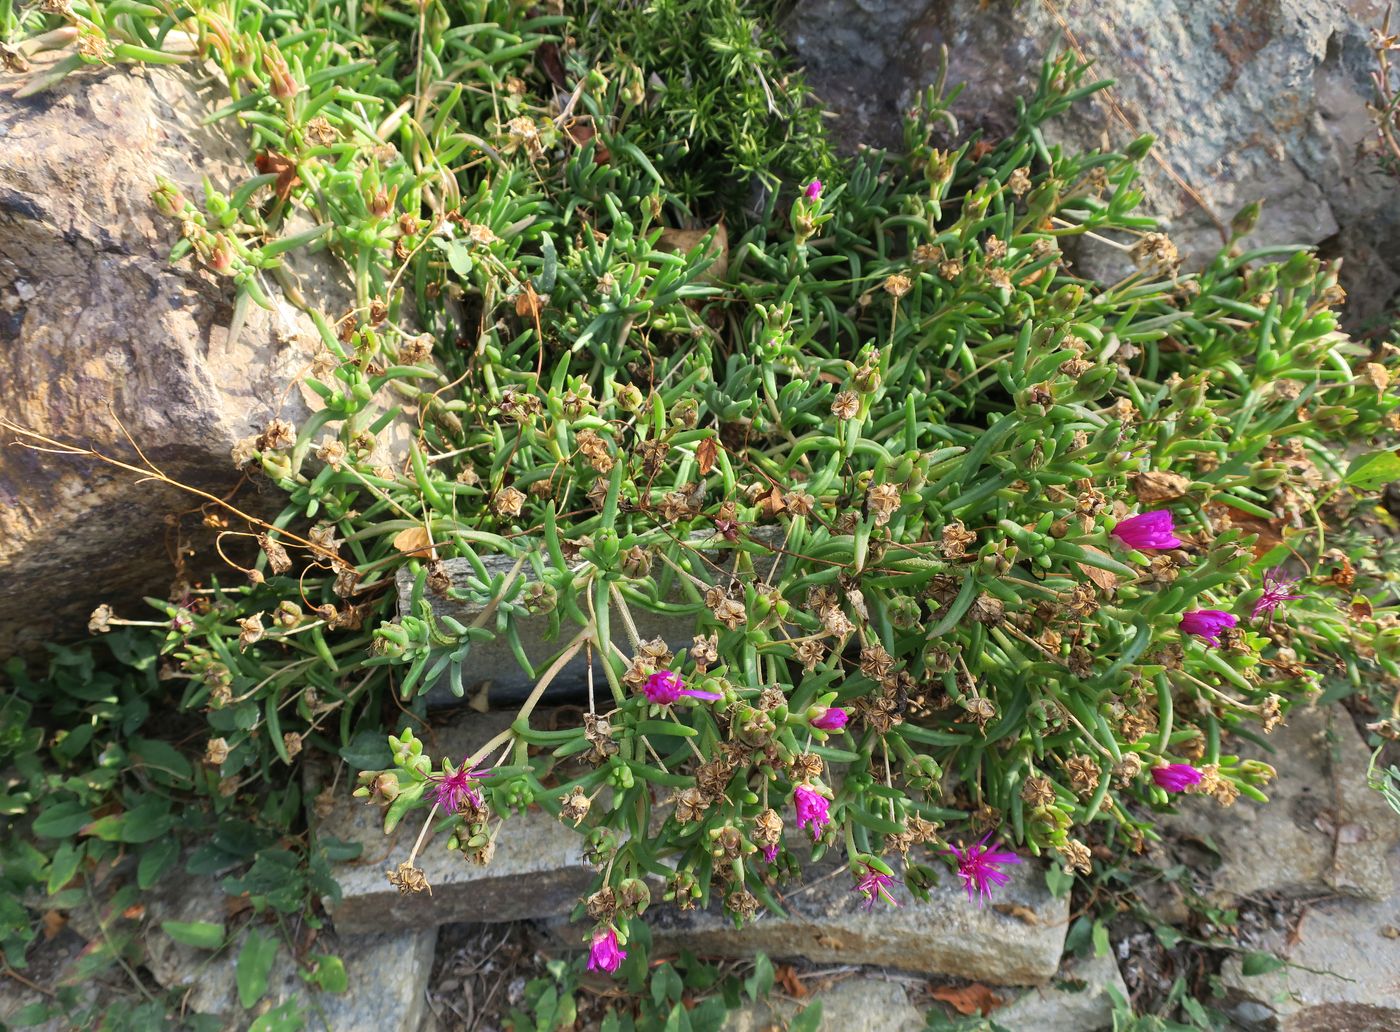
[
  {"x1": 761, "y1": 843, "x2": 779, "y2": 864},
  {"x1": 643, "y1": 669, "x2": 721, "y2": 704},
  {"x1": 1252, "y1": 569, "x2": 1303, "y2": 622},
  {"x1": 1111, "y1": 510, "x2": 1182, "y2": 550},
  {"x1": 794, "y1": 785, "x2": 831, "y2": 840},
  {"x1": 853, "y1": 866, "x2": 900, "y2": 910},
  {"x1": 804, "y1": 179, "x2": 822, "y2": 200},
  {"x1": 811, "y1": 707, "x2": 848, "y2": 732},
  {"x1": 433, "y1": 760, "x2": 487, "y2": 813},
  {"x1": 942, "y1": 833, "x2": 1021, "y2": 906},
  {"x1": 586, "y1": 928, "x2": 626, "y2": 975},
  {"x1": 1179, "y1": 609, "x2": 1237, "y2": 647},
  {"x1": 1151, "y1": 763, "x2": 1202, "y2": 793}
]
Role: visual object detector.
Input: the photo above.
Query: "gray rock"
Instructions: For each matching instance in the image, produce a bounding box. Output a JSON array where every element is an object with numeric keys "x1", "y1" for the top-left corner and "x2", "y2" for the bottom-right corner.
[
  {"x1": 784, "y1": 0, "x2": 1399, "y2": 319},
  {"x1": 724, "y1": 976, "x2": 924, "y2": 1032},
  {"x1": 399, "y1": 528, "x2": 781, "y2": 707},
  {"x1": 141, "y1": 871, "x2": 436, "y2": 1031},
  {"x1": 1219, "y1": 856, "x2": 1400, "y2": 1032},
  {"x1": 1162, "y1": 706, "x2": 1399, "y2": 904},
  {"x1": 310, "y1": 710, "x2": 597, "y2": 934},
  {"x1": 645, "y1": 860, "x2": 1068, "y2": 985},
  {"x1": 989, "y1": 951, "x2": 1127, "y2": 1032},
  {"x1": 0, "y1": 59, "x2": 369, "y2": 659}
]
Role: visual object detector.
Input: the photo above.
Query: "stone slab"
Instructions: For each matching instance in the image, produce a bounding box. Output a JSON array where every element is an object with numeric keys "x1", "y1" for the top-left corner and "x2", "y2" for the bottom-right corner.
[
  {"x1": 399, "y1": 527, "x2": 781, "y2": 707},
  {"x1": 990, "y1": 951, "x2": 1127, "y2": 1031},
  {"x1": 724, "y1": 976, "x2": 924, "y2": 1032},
  {"x1": 311, "y1": 710, "x2": 597, "y2": 934},
  {"x1": 1163, "y1": 706, "x2": 1399, "y2": 904},
  {"x1": 642, "y1": 861, "x2": 1068, "y2": 986},
  {"x1": 1219, "y1": 854, "x2": 1400, "y2": 1032}
]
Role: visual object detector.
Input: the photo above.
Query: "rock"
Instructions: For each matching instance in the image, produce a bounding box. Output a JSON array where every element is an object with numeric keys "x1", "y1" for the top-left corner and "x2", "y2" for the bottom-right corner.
[
  {"x1": 988, "y1": 951, "x2": 1127, "y2": 1032},
  {"x1": 0, "y1": 60, "x2": 361, "y2": 659},
  {"x1": 399, "y1": 526, "x2": 781, "y2": 707},
  {"x1": 141, "y1": 871, "x2": 436, "y2": 1031},
  {"x1": 724, "y1": 976, "x2": 924, "y2": 1032},
  {"x1": 310, "y1": 710, "x2": 597, "y2": 934},
  {"x1": 644, "y1": 860, "x2": 1068, "y2": 985},
  {"x1": 1219, "y1": 856, "x2": 1400, "y2": 1031},
  {"x1": 784, "y1": 0, "x2": 1398, "y2": 318},
  {"x1": 1162, "y1": 706, "x2": 1399, "y2": 903}
]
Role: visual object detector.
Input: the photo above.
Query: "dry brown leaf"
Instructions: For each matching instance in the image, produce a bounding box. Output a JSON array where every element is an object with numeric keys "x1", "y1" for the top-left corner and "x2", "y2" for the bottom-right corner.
[
  {"x1": 1217, "y1": 504, "x2": 1284, "y2": 558},
  {"x1": 657, "y1": 224, "x2": 728, "y2": 285},
  {"x1": 41, "y1": 910, "x2": 67, "y2": 940},
  {"x1": 392, "y1": 526, "x2": 434, "y2": 557},
  {"x1": 1077, "y1": 547, "x2": 1120, "y2": 593},
  {"x1": 1351, "y1": 597, "x2": 1374, "y2": 621},
  {"x1": 1324, "y1": 554, "x2": 1356, "y2": 589},
  {"x1": 775, "y1": 964, "x2": 808, "y2": 998},
  {"x1": 991, "y1": 903, "x2": 1040, "y2": 925},
  {"x1": 1132, "y1": 470, "x2": 1191, "y2": 504},
  {"x1": 696, "y1": 437, "x2": 719, "y2": 476},
  {"x1": 931, "y1": 983, "x2": 1002, "y2": 1017}
]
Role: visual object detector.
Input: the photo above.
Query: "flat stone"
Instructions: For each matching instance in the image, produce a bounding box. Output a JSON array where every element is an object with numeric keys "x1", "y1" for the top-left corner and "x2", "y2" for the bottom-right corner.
[
  {"x1": 1219, "y1": 856, "x2": 1400, "y2": 1032},
  {"x1": 645, "y1": 860, "x2": 1067, "y2": 985},
  {"x1": 310, "y1": 710, "x2": 596, "y2": 934},
  {"x1": 1162, "y1": 706, "x2": 1399, "y2": 903},
  {"x1": 399, "y1": 528, "x2": 781, "y2": 707},
  {"x1": 989, "y1": 951, "x2": 1127, "y2": 1032},
  {"x1": 138, "y1": 869, "x2": 437, "y2": 1031},
  {"x1": 724, "y1": 976, "x2": 924, "y2": 1032}
]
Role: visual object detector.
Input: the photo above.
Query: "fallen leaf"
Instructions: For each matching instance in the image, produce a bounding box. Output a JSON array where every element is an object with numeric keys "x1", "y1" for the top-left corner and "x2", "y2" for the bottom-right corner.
[
  {"x1": 696, "y1": 437, "x2": 719, "y2": 476},
  {"x1": 392, "y1": 526, "x2": 434, "y2": 557},
  {"x1": 1132, "y1": 470, "x2": 1191, "y2": 503},
  {"x1": 253, "y1": 150, "x2": 300, "y2": 204},
  {"x1": 932, "y1": 983, "x2": 1002, "y2": 1017},
  {"x1": 121, "y1": 904, "x2": 145, "y2": 921},
  {"x1": 991, "y1": 903, "x2": 1040, "y2": 925},
  {"x1": 1215, "y1": 504, "x2": 1284, "y2": 558},
  {"x1": 41, "y1": 910, "x2": 67, "y2": 940},
  {"x1": 535, "y1": 41, "x2": 566, "y2": 88},
  {"x1": 1323, "y1": 554, "x2": 1356, "y2": 589},
  {"x1": 775, "y1": 964, "x2": 807, "y2": 998},
  {"x1": 563, "y1": 115, "x2": 610, "y2": 162},
  {"x1": 1351, "y1": 597, "x2": 1374, "y2": 621},
  {"x1": 1077, "y1": 547, "x2": 1120, "y2": 593},
  {"x1": 656, "y1": 224, "x2": 728, "y2": 285}
]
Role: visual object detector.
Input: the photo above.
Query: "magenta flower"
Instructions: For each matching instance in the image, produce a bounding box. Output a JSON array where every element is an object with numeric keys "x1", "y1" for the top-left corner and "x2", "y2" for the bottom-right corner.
[
  {"x1": 643, "y1": 669, "x2": 721, "y2": 705},
  {"x1": 794, "y1": 785, "x2": 831, "y2": 840},
  {"x1": 811, "y1": 707, "x2": 848, "y2": 732},
  {"x1": 1151, "y1": 763, "x2": 1203, "y2": 793},
  {"x1": 942, "y1": 833, "x2": 1021, "y2": 906},
  {"x1": 853, "y1": 866, "x2": 900, "y2": 910},
  {"x1": 1179, "y1": 609, "x2": 1238, "y2": 647},
  {"x1": 804, "y1": 179, "x2": 822, "y2": 200},
  {"x1": 1252, "y1": 569, "x2": 1303, "y2": 622},
  {"x1": 433, "y1": 760, "x2": 487, "y2": 812},
  {"x1": 761, "y1": 843, "x2": 779, "y2": 864},
  {"x1": 1111, "y1": 510, "x2": 1183, "y2": 550},
  {"x1": 586, "y1": 928, "x2": 626, "y2": 975}
]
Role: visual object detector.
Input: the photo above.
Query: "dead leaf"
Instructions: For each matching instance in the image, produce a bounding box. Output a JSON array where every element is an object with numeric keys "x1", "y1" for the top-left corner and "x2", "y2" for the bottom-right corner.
[
  {"x1": 121, "y1": 903, "x2": 145, "y2": 921},
  {"x1": 657, "y1": 224, "x2": 728, "y2": 285},
  {"x1": 775, "y1": 964, "x2": 807, "y2": 998},
  {"x1": 253, "y1": 150, "x2": 300, "y2": 204},
  {"x1": 991, "y1": 903, "x2": 1040, "y2": 925},
  {"x1": 696, "y1": 437, "x2": 719, "y2": 476},
  {"x1": 1132, "y1": 470, "x2": 1191, "y2": 504},
  {"x1": 1215, "y1": 504, "x2": 1284, "y2": 558},
  {"x1": 1351, "y1": 597, "x2": 1374, "y2": 621},
  {"x1": 931, "y1": 983, "x2": 1002, "y2": 1017},
  {"x1": 563, "y1": 115, "x2": 610, "y2": 162},
  {"x1": 1323, "y1": 554, "x2": 1356, "y2": 589},
  {"x1": 392, "y1": 526, "x2": 434, "y2": 557},
  {"x1": 1077, "y1": 547, "x2": 1120, "y2": 593},
  {"x1": 535, "y1": 41, "x2": 566, "y2": 88},
  {"x1": 41, "y1": 910, "x2": 67, "y2": 940}
]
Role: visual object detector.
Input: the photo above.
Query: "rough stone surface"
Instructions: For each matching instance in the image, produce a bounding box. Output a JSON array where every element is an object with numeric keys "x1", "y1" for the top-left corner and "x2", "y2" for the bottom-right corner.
[
  {"x1": 1163, "y1": 706, "x2": 1400, "y2": 903},
  {"x1": 402, "y1": 527, "x2": 781, "y2": 706},
  {"x1": 989, "y1": 951, "x2": 1127, "y2": 1031},
  {"x1": 723, "y1": 976, "x2": 924, "y2": 1032},
  {"x1": 0, "y1": 60, "x2": 356, "y2": 659},
  {"x1": 139, "y1": 870, "x2": 437, "y2": 1031},
  {"x1": 311, "y1": 710, "x2": 596, "y2": 934},
  {"x1": 1219, "y1": 856, "x2": 1400, "y2": 1031},
  {"x1": 784, "y1": 0, "x2": 1398, "y2": 319},
  {"x1": 644, "y1": 860, "x2": 1068, "y2": 985}
]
